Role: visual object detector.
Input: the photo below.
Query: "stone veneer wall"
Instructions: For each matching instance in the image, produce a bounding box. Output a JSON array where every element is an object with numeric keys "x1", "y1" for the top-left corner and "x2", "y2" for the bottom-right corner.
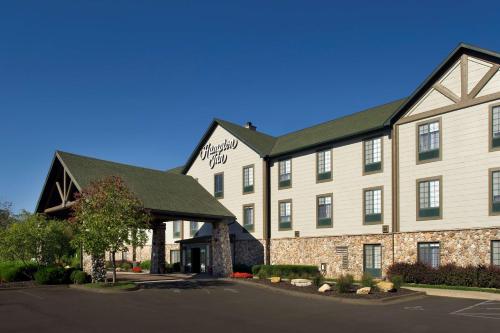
[
  {"x1": 233, "y1": 239, "x2": 266, "y2": 268},
  {"x1": 270, "y1": 234, "x2": 394, "y2": 280},
  {"x1": 394, "y1": 227, "x2": 500, "y2": 266}
]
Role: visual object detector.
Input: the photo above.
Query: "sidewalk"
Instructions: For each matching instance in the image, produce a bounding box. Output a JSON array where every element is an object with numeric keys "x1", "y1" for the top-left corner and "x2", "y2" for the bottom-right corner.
[{"x1": 406, "y1": 287, "x2": 500, "y2": 301}]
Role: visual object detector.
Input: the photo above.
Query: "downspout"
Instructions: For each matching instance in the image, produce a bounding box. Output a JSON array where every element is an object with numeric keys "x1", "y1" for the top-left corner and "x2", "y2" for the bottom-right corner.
[{"x1": 264, "y1": 157, "x2": 271, "y2": 265}]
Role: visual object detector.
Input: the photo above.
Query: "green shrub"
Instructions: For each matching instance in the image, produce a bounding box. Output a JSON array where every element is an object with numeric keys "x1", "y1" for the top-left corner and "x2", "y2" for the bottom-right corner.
[
  {"x1": 388, "y1": 262, "x2": 500, "y2": 288},
  {"x1": 336, "y1": 274, "x2": 354, "y2": 293},
  {"x1": 251, "y1": 265, "x2": 320, "y2": 279},
  {"x1": 140, "y1": 260, "x2": 151, "y2": 270},
  {"x1": 0, "y1": 261, "x2": 39, "y2": 282},
  {"x1": 120, "y1": 261, "x2": 132, "y2": 271},
  {"x1": 34, "y1": 266, "x2": 66, "y2": 285},
  {"x1": 70, "y1": 270, "x2": 90, "y2": 284},
  {"x1": 251, "y1": 265, "x2": 262, "y2": 275},
  {"x1": 313, "y1": 274, "x2": 325, "y2": 287},
  {"x1": 390, "y1": 275, "x2": 403, "y2": 290},
  {"x1": 361, "y1": 272, "x2": 375, "y2": 288}
]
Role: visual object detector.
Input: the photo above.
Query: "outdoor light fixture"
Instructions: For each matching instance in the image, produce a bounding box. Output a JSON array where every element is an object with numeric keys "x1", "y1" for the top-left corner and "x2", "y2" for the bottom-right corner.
[{"x1": 320, "y1": 263, "x2": 327, "y2": 272}]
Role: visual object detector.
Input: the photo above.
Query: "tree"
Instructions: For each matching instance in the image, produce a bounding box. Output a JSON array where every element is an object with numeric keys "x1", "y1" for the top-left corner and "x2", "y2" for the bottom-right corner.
[
  {"x1": 0, "y1": 201, "x2": 13, "y2": 230},
  {"x1": 71, "y1": 176, "x2": 149, "y2": 283},
  {"x1": 0, "y1": 212, "x2": 72, "y2": 265}
]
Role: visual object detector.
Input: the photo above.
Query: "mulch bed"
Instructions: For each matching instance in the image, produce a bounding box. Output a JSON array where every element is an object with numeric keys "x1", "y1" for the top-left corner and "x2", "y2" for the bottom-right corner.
[{"x1": 248, "y1": 278, "x2": 417, "y2": 299}]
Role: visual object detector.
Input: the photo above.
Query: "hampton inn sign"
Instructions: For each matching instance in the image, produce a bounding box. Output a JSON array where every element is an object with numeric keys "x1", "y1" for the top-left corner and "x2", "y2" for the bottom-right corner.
[{"x1": 200, "y1": 138, "x2": 239, "y2": 169}]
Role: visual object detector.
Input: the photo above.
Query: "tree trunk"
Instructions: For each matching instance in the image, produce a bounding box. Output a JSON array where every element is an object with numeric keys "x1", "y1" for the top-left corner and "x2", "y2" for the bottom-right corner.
[
  {"x1": 132, "y1": 246, "x2": 137, "y2": 262},
  {"x1": 91, "y1": 254, "x2": 106, "y2": 283},
  {"x1": 111, "y1": 251, "x2": 117, "y2": 285}
]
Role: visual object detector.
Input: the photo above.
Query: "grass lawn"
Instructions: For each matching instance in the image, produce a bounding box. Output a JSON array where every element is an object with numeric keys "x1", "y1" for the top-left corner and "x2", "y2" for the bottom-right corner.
[
  {"x1": 82, "y1": 282, "x2": 137, "y2": 290},
  {"x1": 404, "y1": 283, "x2": 500, "y2": 294}
]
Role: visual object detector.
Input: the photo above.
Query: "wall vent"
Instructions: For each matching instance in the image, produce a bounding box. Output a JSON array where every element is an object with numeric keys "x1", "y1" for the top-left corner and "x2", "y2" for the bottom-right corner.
[{"x1": 382, "y1": 225, "x2": 390, "y2": 233}]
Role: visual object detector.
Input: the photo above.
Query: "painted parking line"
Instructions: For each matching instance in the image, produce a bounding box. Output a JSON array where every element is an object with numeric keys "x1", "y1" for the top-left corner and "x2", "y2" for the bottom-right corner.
[
  {"x1": 451, "y1": 301, "x2": 500, "y2": 320},
  {"x1": 223, "y1": 288, "x2": 239, "y2": 294}
]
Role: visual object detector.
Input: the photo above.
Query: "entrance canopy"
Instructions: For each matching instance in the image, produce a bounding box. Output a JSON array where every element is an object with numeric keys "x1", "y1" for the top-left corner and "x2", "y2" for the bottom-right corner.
[{"x1": 36, "y1": 151, "x2": 235, "y2": 223}]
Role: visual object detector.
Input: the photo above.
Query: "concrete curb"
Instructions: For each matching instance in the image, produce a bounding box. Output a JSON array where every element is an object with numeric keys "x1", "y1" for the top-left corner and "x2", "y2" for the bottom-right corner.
[
  {"x1": 69, "y1": 283, "x2": 140, "y2": 294},
  {"x1": 405, "y1": 287, "x2": 500, "y2": 301},
  {"x1": 0, "y1": 284, "x2": 69, "y2": 292},
  {"x1": 227, "y1": 279, "x2": 427, "y2": 306}
]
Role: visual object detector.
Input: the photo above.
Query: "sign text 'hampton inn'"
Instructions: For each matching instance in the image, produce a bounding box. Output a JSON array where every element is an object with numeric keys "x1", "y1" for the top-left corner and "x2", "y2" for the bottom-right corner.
[{"x1": 200, "y1": 139, "x2": 239, "y2": 169}]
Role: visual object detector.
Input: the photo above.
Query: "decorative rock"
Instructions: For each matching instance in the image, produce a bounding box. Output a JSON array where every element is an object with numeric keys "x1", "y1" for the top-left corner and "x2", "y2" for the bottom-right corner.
[
  {"x1": 270, "y1": 276, "x2": 281, "y2": 283},
  {"x1": 291, "y1": 279, "x2": 312, "y2": 287},
  {"x1": 376, "y1": 281, "x2": 394, "y2": 292},
  {"x1": 318, "y1": 283, "x2": 332, "y2": 292},
  {"x1": 356, "y1": 287, "x2": 371, "y2": 295}
]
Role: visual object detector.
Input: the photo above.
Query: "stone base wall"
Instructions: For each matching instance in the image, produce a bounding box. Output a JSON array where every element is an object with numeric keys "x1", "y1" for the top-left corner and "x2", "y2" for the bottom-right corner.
[
  {"x1": 394, "y1": 227, "x2": 500, "y2": 266},
  {"x1": 270, "y1": 227, "x2": 500, "y2": 279},
  {"x1": 233, "y1": 239, "x2": 266, "y2": 268},
  {"x1": 270, "y1": 234, "x2": 393, "y2": 280}
]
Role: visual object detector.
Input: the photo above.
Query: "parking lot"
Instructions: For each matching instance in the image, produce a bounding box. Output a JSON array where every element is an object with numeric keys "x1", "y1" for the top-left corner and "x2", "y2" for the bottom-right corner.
[{"x1": 0, "y1": 281, "x2": 498, "y2": 333}]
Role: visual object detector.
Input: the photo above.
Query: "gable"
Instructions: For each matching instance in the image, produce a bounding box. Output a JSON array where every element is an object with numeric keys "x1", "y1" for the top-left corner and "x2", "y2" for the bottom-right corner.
[
  {"x1": 400, "y1": 47, "x2": 500, "y2": 121},
  {"x1": 185, "y1": 124, "x2": 260, "y2": 175}
]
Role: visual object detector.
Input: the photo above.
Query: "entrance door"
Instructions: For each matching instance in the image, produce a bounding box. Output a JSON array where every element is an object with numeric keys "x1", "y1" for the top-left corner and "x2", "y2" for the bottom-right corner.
[
  {"x1": 191, "y1": 248, "x2": 201, "y2": 273},
  {"x1": 363, "y1": 244, "x2": 382, "y2": 277}
]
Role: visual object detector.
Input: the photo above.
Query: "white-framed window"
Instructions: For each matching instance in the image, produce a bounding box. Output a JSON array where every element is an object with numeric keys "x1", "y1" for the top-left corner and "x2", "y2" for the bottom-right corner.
[
  {"x1": 243, "y1": 205, "x2": 254, "y2": 232},
  {"x1": 418, "y1": 242, "x2": 440, "y2": 268},
  {"x1": 491, "y1": 170, "x2": 500, "y2": 214},
  {"x1": 317, "y1": 195, "x2": 332, "y2": 227},
  {"x1": 243, "y1": 165, "x2": 254, "y2": 193},
  {"x1": 364, "y1": 188, "x2": 382, "y2": 223},
  {"x1": 418, "y1": 178, "x2": 441, "y2": 219},
  {"x1": 279, "y1": 159, "x2": 292, "y2": 188},
  {"x1": 173, "y1": 220, "x2": 182, "y2": 239},
  {"x1": 214, "y1": 173, "x2": 224, "y2": 198},
  {"x1": 189, "y1": 221, "x2": 198, "y2": 237},
  {"x1": 364, "y1": 138, "x2": 382, "y2": 172},
  {"x1": 317, "y1": 150, "x2": 332, "y2": 181},
  {"x1": 418, "y1": 120, "x2": 440, "y2": 161},
  {"x1": 492, "y1": 106, "x2": 500, "y2": 148},
  {"x1": 279, "y1": 200, "x2": 292, "y2": 230},
  {"x1": 170, "y1": 250, "x2": 180, "y2": 264},
  {"x1": 492, "y1": 241, "x2": 500, "y2": 267}
]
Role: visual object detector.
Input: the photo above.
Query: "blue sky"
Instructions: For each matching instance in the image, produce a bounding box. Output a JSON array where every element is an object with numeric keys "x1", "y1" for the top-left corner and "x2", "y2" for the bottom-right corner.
[{"x1": 1, "y1": 0, "x2": 499, "y2": 212}]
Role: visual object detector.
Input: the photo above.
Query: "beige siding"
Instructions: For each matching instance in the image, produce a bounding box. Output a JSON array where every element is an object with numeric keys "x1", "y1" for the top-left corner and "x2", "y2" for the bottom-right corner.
[
  {"x1": 186, "y1": 125, "x2": 265, "y2": 241},
  {"x1": 270, "y1": 134, "x2": 392, "y2": 238},
  {"x1": 440, "y1": 61, "x2": 461, "y2": 96},
  {"x1": 468, "y1": 56, "x2": 493, "y2": 94},
  {"x1": 398, "y1": 99, "x2": 500, "y2": 232},
  {"x1": 477, "y1": 69, "x2": 500, "y2": 97},
  {"x1": 406, "y1": 88, "x2": 454, "y2": 117}
]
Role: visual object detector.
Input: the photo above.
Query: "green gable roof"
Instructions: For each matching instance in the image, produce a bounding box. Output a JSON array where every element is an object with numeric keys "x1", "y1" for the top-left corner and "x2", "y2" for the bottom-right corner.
[
  {"x1": 166, "y1": 165, "x2": 185, "y2": 174},
  {"x1": 269, "y1": 98, "x2": 406, "y2": 156},
  {"x1": 55, "y1": 151, "x2": 234, "y2": 220},
  {"x1": 214, "y1": 119, "x2": 277, "y2": 156}
]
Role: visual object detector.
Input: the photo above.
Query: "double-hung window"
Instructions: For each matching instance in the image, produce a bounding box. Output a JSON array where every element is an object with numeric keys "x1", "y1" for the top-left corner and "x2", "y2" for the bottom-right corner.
[
  {"x1": 418, "y1": 242, "x2": 440, "y2": 268},
  {"x1": 279, "y1": 159, "x2": 292, "y2": 188},
  {"x1": 317, "y1": 194, "x2": 332, "y2": 227},
  {"x1": 243, "y1": 204, "x2": 254, "y2": 232},
  {"x1": 189, "y1": 221, "x2": 198, "y2": 237},
  {"x1": 491, "y1": 106, "x2": 500, "y2": 149},
  {"x1": 490, "y1": 169, "x2": 500, "y2": 215},
  {"x1": 417, "y1": 177, "x2": 441, "y2": 219},
  {"x1": 214, "y1": 173, "x2": 224, "y2": 198},
  {"x1": 243, "y1": 165, "x2": 254, "y2": 193},
  {"x1": 492, "y1": 241, "x2": 500, "y2": 267},
  {"x1": 364, "y1": 187, "x2": 383, "y2": 224},
  {"x1": 173, "y1": 220, "x2": 182, "y2": 239},
  {"x1": 364, "y1": 138, "x2": 382, "y2": 173},
  {"x1": 278, "y1": 200, "x2": 292, "y2": 230},
  {"x1": 170, "y1": 250, "x2": 180, "y2": 264},
  {"x1": 418, "y1": 120, "x2": 441, "y2": 162},
  {"x1": 316, "y1": 149, "x2": 332, "y2": 181}
]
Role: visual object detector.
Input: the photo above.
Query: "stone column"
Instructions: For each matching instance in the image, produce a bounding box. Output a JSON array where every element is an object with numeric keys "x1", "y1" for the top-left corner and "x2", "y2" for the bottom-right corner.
[
  {"x1": 150, "y1": 222, "x2": 166, "y2": 274},
  {"x1": 211, "y1": 221, "x2": 233, "y2": 277}
]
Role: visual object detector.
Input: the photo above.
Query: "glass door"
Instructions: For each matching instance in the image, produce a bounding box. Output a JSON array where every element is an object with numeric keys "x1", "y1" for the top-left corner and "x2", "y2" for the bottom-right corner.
[{"x1": 363, "y1": 244, "x2": 382, "y2": 277}]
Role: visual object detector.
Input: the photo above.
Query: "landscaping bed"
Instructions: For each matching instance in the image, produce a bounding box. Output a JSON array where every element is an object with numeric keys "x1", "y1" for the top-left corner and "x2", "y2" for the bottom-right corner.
[{"x1": 248, "y1": 278, "x2": 418, "y2": 300}]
